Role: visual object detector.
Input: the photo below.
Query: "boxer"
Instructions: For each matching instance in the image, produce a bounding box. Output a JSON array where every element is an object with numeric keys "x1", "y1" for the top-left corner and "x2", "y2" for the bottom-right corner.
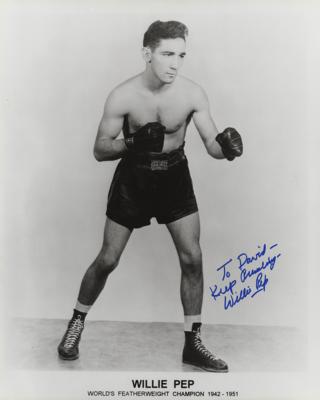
[{"x1": 58, "y1": 20, "x2": 243, "y2": 372}]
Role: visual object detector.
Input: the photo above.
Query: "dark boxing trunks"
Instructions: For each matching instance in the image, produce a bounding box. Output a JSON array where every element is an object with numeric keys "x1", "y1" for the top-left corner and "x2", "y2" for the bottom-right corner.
[{"x1": 106, "y1": 143, "x2": 198, "y2": 229}]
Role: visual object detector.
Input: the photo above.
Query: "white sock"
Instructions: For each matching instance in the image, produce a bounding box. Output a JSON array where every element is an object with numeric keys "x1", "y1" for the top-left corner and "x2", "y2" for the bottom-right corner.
[
  {"x1": 75, "y1": 300, "x2": 92, "y2": 314},
  {"x1": 184, "y1": 314, "x2": 201, "y2": 331}
]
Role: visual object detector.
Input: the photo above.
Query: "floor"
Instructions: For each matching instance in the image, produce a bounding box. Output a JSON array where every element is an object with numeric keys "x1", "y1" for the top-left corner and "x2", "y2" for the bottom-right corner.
[{"x1": 9, "y1": 319, "x2": 305, "y2": 372}]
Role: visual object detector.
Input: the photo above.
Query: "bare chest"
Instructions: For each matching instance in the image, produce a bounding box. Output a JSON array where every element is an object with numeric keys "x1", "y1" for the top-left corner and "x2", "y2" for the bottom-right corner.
[{"x1": 126, "y1": 92, "x2": 193, "y2": 134}]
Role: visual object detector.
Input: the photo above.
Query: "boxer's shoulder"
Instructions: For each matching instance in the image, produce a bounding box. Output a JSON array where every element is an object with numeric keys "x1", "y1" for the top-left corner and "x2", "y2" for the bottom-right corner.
[
  {"x1": 177, "y1": 76, "x2": 207, "y2": 99},
  {"x1": 110, "y1": 75, "x2": 140, "y2": 97},
  {"x1": 105, "y1": 75, "x2": 141, "y2": 113},
  {"x1": 178, "y1": 75, "x2": 202, "y2": 89},
  {"x1": 177, "y1": 76, "x2": 209, "y2": 111}
]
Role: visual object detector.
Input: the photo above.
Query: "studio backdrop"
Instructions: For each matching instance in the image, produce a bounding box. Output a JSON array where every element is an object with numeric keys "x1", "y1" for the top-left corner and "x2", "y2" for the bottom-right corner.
[{"x1": 2, "y1": 1, "x2": 310, "y2": 329}]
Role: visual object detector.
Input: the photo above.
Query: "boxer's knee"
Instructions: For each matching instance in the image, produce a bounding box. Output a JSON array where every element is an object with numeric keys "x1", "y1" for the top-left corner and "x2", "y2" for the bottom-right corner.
[
  {"x1": 179, "y1": 246, "x2": 203, "y2": 277},
  {"x1": 95, "y1": 247, "x2": 120, "y2": 277}
]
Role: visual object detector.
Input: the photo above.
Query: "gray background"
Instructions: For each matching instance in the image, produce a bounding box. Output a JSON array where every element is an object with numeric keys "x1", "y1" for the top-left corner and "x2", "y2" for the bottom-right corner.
[{"x1": 1, "y1": 1, "x2": 311, "y2": 328}]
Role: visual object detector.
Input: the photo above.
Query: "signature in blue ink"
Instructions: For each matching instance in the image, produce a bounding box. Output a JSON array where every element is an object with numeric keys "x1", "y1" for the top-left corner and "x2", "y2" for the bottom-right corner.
[
  {"x1": 224, "y1": 285, "x2": 252, "y2": 310},
  {"x1": 209, "y1": 279, "x2": 236, "y2": 301},
  {"x1": 239, "y1": 253, "x2": 281, "y2": 283},
  {"x1": 251, "y1": 272, "x2": 269, "y2": 298},
  {"x1": 209, "y1": 243, "x2": 281, "y2": 310},
  {"x1": 216, "y1": 258, "x2": 232, "y2": 281}
]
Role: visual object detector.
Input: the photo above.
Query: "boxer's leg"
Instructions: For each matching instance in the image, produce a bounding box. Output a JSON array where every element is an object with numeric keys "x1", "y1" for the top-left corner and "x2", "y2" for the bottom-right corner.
[
  {"x1": 167, "y1": 212, "x2": 228, "y2": 372},
  {"x1": 166, "y1": 212, "x2": 203, "y2": 317},
  {"x1": 77, "y1": 217, "x2": 132, "y2": 306},
  {"x1": 58, "y1": 217, "x2": 132, "y2": 360}
]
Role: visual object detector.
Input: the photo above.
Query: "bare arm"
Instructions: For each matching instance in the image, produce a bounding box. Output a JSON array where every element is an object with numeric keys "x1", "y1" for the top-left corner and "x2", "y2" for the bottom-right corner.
[
  {"x1": 192, "y1": 87, "x2": 224, "y2": 159},
  {"x1": 93, "y1": 90, "x2": 129, "y2": 161}
]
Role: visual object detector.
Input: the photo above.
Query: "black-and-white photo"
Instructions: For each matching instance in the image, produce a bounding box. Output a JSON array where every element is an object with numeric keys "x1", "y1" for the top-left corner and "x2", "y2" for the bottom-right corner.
[{"x1": 1, "y1": 1, "x2": 319, "y2": 399}]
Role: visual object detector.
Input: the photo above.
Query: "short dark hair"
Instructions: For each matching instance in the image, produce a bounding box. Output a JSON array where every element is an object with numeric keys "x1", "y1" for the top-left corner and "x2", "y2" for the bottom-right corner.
[{"x1": 143, "y1": 20, "x2": 188, "y2": 50}]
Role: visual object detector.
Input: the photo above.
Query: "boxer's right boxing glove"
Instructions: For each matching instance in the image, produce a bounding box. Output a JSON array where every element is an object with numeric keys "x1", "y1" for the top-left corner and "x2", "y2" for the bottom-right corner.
[{"x1": 125, "y1": 122, "x2": 165, "y2": 153}]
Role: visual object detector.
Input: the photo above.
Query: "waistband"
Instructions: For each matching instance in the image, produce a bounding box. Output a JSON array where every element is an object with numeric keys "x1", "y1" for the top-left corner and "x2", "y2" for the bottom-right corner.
[{"x1": 125, "y1": 142, "x2": 186, "y2": 171}]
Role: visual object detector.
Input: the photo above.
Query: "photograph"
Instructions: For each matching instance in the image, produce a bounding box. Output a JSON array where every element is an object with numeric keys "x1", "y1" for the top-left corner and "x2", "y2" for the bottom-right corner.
[{"x1": 1, "y1": 0, "x2": 319, "y2": 399}]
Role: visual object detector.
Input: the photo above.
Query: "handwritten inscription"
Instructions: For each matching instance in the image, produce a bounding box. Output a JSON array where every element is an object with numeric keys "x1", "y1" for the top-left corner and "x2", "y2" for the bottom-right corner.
[{"x1": 209, "y1": 243, "x2": 281, "y2": 310}]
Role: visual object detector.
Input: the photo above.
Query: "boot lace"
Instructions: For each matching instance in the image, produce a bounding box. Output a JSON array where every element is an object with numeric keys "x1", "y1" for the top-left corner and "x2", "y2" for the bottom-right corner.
[
  {"x1": 194, "y1": 330, "x2": 217, "y2": 360},
  {"x1": 63, "y1": 316, "x2": 84, "y2": 349}
]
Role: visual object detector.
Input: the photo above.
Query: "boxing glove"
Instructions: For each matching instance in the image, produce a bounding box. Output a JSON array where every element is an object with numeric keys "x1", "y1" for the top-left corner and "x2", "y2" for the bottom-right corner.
[
  {"x1": 215, "y1": 127, "x2": 243, "y2": 161},
  {"x1": 125, "y1": 122, "x2": 165, "y2": 153}
]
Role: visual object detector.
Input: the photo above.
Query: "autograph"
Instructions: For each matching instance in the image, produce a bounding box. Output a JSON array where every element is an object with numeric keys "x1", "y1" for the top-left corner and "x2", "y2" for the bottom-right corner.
[{"x1": 209, "y1": 243, "x2": 281, "y2": 310}]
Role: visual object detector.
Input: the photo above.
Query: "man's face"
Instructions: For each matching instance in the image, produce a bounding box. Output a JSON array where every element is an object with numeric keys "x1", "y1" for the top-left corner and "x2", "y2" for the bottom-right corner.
[{"x1": 148, "y1": 38, "x2": 186, "y2": 83}]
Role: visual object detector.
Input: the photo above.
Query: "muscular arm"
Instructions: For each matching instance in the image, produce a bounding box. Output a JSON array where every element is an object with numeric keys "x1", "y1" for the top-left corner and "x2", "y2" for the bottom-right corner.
[
  {"x1": 192, "y1": 87, "x2": 224, "y2": 159},
  {"x1": 93, "y1": 90, "x2": 128, "y2": 161}
]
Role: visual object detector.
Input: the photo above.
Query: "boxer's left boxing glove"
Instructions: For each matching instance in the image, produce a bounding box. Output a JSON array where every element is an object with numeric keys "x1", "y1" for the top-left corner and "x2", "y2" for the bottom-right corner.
[
  {"x1": 125, "y1": 122, "x2": 165, "y2": 153},
  {"x1": 216, "y1": 127, "x2": 243, "y2": 161}
]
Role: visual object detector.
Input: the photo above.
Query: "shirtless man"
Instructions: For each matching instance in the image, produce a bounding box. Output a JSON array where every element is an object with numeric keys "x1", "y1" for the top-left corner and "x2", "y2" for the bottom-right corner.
[{"x1": 58, "y1": 20, "x2": 242, "y2": 372}]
